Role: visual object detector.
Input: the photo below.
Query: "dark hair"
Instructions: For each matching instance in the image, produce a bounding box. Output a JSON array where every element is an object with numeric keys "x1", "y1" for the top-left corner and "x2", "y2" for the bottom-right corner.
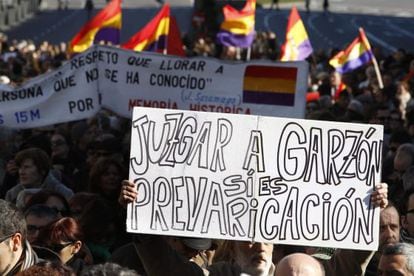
[
  {"x1": 78, "y1": 197, "x2": 116, "y2": 244},
  {"x1": 19, "y1": 134, "x2": 52, "y2": 156},
  {"x1": 15, "y1": 260, "x2": 75, "y2": 276},
  {"x1": 15, "y1": 147, "x2": 51, "y2": 178},
  {"x1": 40, "y1": 217, "x2": 84, "y2": 245},
  {"x1": 68, "y1": 192, "x2": 99, "y2": 218},
  {"x1": 0, "y1": 199, "x2": 27, "y2": 240},
  {"x1": 24, "y1": 190, "x2": 70, "y2": 216},
  {"x1": 88, "y1": 157, "x2": 125, "y2": 198},
  {"x1": 382, "y1": 243, "x2": 414, "y2": 273},
  {"x1": 53, "y1": 128, "x2": 71, "y2": 142},
  {"x1": 24, "y1": 204, "x2": 59, "y2": 221},
  {"x1": 389, "y1": 129, "x2": 412, "y2": 145},
  {"x1": 50, "y1": 131, "x2": 72, "y2": 151}
]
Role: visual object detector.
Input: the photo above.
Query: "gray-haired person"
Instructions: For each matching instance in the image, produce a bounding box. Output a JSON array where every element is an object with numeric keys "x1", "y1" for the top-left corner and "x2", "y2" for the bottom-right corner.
[
  {"x1": 0, "y1": 199, "x2": 39, "y2": 274},
  {"x1": 378, "y1": 243, "x2": 414, "y2": 275}
]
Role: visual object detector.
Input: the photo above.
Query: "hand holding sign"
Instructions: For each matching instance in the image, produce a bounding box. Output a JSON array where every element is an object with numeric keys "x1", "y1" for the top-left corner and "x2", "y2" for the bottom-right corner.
[
  {"x1": 371, "y1": 183, "x2": 388, "y2": 210},
  {"x1": 119, "y1": 180, "x2": 137, "y2": 209}
]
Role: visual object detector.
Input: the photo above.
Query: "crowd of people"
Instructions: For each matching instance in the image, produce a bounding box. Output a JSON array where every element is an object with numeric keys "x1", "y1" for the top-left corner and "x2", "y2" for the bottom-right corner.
[{"x1": 1, "y1": 5, "x2": 414, "y2": 274}]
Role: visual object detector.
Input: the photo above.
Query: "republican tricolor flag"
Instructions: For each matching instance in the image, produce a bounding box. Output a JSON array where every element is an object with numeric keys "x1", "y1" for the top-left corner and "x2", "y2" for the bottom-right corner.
[
  {"x1": 280, "y1": 6, "x2": 313, "y2": 61},
  {"x1": 216, "y1": 0, "x2": 256, "y2": 48},
  {"x1": 122, "y1": 4, "x2": 170, "y2": 53},
  {"x1": 329, "y1": 28, "x2": 374, "y2": 74},
  {"x1": 69, "y1": 0, "x2": 121, "y2": 54},
  {"x1": 243, "y1": 65, "x2": 297, "y2": 106}
]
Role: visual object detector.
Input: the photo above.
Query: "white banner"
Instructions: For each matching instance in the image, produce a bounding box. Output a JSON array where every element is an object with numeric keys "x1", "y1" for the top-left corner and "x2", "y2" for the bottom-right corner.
[
  {"x1": 0, "y1": 45, "x2": 308, "y2": 128},
  {"x1": 0, "y1": 49, "x2": 100, "y2": 128},
  {"x1": 127, "y1": 107, "x2": 383, "y2": 251}
]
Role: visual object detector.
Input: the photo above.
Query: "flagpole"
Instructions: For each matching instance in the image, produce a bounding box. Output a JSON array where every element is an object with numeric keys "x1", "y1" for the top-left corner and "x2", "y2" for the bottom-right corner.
[
  {"x1": 371, "y1": 56, "x2": 384, "y2": 89},
  {"x1": 359, "y1": 28, "x2": 383, "y2": 89},
  {"x1": 246, "y1": 47, "x2": 251, "y2": 61}
]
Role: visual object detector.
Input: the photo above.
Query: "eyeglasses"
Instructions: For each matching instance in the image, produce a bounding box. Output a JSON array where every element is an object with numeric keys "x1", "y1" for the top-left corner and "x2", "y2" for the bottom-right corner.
[
  {"x1": 0, "y1": 233, "x2": 15, "y2": 244},
  {"x1": 49, "y1": 207, "x2": 70, "y2": 217},
  {"x1": 49, "y1": 242, "x2": 74, "y2": 253}
]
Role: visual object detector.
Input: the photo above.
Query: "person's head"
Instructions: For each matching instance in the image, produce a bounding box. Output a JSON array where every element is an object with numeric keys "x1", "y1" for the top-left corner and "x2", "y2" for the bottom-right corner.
[
  {"x1": 15, "y1": 260, "x2": 75, "y2": 276},
  {"x1": 378, "y1": 243, "x2": 414, "y2": 276},
  {"x1": 393, "y1": 48, "x2": 406, "y2": 63},
  {"x1": 336, "y1": 90, "x2": 351, "y2": 109},
  {"x1": 24, "y1": 204, "x2": 59, "y2": 244},
  {"x1": 15, "y1": 147, "x2": 50, "y2": 188},
  {"x1": 379, "y1": 203, "x2": 401, "y2": 251},
  {"x1": 272, "y1": 244, "x2": 308, "y2": 266},
  {"x1": 329, "y1": 71, "x2": 342, "y2": 87},
  {"x1": 38, "y1": 217, "x2": 83, "y2": 264},
  {"x1": 166, "y1": 237, "x2": 212, "y2": 260},
  {"x1": 396, "y1": 81, "x2": 410, "y2": 96},
  {"x1": 387, "y1": 130, "x2": 412, "y2": 158},
  {"x1": 86, "y1": 135, "x2": 123, "y2": 167},
  {"x1": 401, "y1": 190, "x2": 414, "y2": 238},
  {"x1": 80, "y1": 262, "x2": 139, "y2": 276},
  {"x1": 70, "y1": 121, "x2": 89, "y2": 151},
  {"x1": 346, "y1": 99, "x2": 365, "y2": 122},
  {"x1": 371, "y1": 104, "x2": 390, "y2": 121},
  {"x1": 25, "y1": 190, "x2": 70, "y2": 217},
  {"x1": 89, "y1": 157, "x2": 125, "y2": 200},
  {"x1": 15, "y1": 188, "x2": 41, "y2": 210},
  {"x1": 365, "y1": 65, "x2": 376, "y2": 80},
  {"x1": 394, "y1": 144, "x2": 414, "y2": 174},
  {"x1": 389, "y1": 111, "x2": 404, "y2": 132},
  {"x1": 68, "y1": 192, "x2": 99, "y2": 219},
  {"x1": 50, "y1": 132, "x2": 70, "y2": 160},
  {"x1": 275, "y1": 253, "x2": 325, "y2": 276},
  {"x1": 382, "y1": 73, "x2": 394, "y2": 89},
  {"x1": 402, "y1": 167, "x2": 414, "y2": 192},
  {"x1": 232, "y1": 241, "x2": 274, "y2": 276},
  {"x1": 0, "y1": 199, "x2": 27, "y2": 275}
]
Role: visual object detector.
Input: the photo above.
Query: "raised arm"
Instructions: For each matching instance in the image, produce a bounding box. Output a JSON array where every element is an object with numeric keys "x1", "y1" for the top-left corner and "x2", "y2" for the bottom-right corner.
[
  {"x1": 118, "y1": 180, "x2": 206, "y2": 276},
  {"x1": 323, "y1": 182, "x2": 388, "y2": 275}
]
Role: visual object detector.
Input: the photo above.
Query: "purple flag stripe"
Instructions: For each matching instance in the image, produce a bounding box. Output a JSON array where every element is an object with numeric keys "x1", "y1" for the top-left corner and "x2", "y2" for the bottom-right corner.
[
  {"x1": 297, "y1": 39, "x2": 313, "y2": 60},
  {"x1": 94, "y1": 27, "x2": 120, "y2": 44},
  {"x1": 216, "y1": 30, "x2": 254, "y2": 48},
  {"x1": 145, "y1": 35, "x2": 167, "y2": 52},
  {"x1": 243, "y1": 91, "x2": 295, "y2": 106},
  {"x1": 338, "y1": 51, "x2": 374, "y2": 74}
]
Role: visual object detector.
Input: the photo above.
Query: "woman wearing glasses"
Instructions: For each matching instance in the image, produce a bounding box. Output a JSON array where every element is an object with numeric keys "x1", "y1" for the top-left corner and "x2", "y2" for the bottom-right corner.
[{"x1": 38, "y1": 217, "x2": 89, "y2": 274}]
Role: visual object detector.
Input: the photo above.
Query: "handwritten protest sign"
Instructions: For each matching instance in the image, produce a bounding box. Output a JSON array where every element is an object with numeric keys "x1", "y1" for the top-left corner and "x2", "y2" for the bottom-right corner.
[
  {"x1": 0, "y1": 45, "x2": 307, "y2": 128},
  {"x1": 127, "y1": 107, "x2": 383, "y2": 251}
]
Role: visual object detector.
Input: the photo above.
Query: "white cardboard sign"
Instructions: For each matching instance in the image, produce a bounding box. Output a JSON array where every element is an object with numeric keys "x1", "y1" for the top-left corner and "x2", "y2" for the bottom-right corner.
[{"x1": 127, "y1": 107, "x2": 383, "y2": 251}]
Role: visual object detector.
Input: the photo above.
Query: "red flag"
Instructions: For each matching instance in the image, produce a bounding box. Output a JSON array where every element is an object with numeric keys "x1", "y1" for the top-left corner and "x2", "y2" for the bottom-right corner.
[
  {"x1": 122, "y1": 4, "x2": 170, "y2": 53},
  {"x1": 167, "y1": 16, "x2": 185, "y2": 57},
  {"x1": 280, "y1": 5, "x2": 313, "y2": 61},
  {"x1": 69, "y1": 0, "x2": 122, "y2": 54}
]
